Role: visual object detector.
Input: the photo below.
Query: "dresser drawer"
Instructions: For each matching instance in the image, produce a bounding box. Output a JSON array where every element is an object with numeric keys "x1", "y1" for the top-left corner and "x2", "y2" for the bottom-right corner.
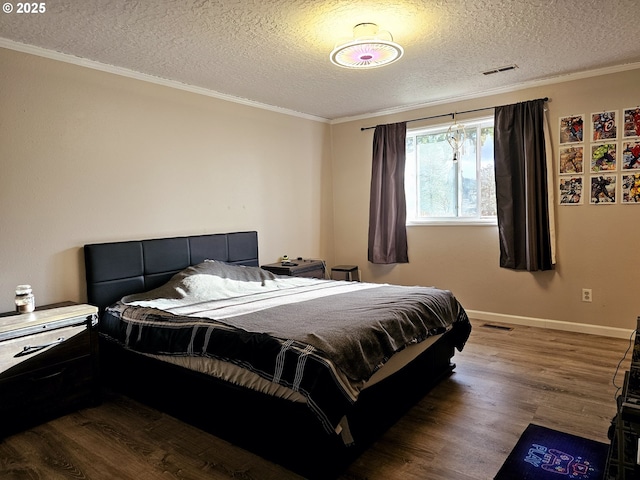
[
  {"x1": 0, "y1": 324, "x2": 89, "y2": 379},
  {"x1": 0, "y1": 323, "x2": 97, "y2": 434},
  {"x1": 0, "y1": 354, "x2": 93, "y2": 412}
]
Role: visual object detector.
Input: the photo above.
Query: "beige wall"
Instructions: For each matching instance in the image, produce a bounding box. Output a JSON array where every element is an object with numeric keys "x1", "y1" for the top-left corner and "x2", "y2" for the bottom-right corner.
[
  {"x1": 0, "y1": 48, "x2": 334, "y2": 311},
  {"x1": 331, "y1": 68, "x2": 640, "y2": 331},
  {"x1": 2, "y1": 46, "x2": 638, "y2": 333}
]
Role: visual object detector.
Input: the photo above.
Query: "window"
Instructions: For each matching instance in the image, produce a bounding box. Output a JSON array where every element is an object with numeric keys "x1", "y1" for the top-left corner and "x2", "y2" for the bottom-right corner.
[{"x1": 405, "y1": 117, "x2": 497, "y2": 224}]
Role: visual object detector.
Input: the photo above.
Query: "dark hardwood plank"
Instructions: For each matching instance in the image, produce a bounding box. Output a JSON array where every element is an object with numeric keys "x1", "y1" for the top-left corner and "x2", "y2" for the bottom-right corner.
[
  {"x1": 341, "y1": 320, "x2": 631, "y2": 479},
  {"x1": 0, "y1": 319, "x2": 632, "y2": 479}
]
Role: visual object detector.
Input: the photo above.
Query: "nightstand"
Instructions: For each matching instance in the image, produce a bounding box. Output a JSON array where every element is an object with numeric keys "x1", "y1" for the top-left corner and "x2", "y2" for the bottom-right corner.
[
  {"x1": 330, "y1": 265, "x2": 360, "y2": 281},
  {"x1": 0, "y1": 303, "x2": 99, "y2": 436},
  {"x1": 261, "y1": 258, "x2": 326, "y2": 279}
]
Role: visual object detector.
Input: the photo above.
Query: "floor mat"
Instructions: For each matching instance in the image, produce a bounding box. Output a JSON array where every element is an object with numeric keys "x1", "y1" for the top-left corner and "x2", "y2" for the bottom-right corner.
[{"x1": 494, "y1": 423, "x2": 609, "y2": 479}]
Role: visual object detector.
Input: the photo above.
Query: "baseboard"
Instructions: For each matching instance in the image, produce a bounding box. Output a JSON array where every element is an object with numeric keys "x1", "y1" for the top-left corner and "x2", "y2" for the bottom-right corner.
[{"x1": 466, "y1": 310, "x2": 634, "y2": 340}]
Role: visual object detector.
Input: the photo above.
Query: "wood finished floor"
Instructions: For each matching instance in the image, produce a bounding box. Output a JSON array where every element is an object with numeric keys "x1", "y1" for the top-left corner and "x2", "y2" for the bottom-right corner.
[{"x1": 0, "y1": 319, "x2": 633, "y2": 480}]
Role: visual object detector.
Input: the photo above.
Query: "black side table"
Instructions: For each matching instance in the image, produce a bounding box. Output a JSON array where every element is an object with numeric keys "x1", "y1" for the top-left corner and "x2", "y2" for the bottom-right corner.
[
  {"x1": 261, "y1": 258, "x2": 326, "y2": 279},
  {"x1": 0, "y1": 303, "x2": 100, "y2": 436}
]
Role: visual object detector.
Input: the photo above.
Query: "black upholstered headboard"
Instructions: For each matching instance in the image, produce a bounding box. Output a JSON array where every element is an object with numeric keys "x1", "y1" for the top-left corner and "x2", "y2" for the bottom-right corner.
[{"x1": 84, "y1": 231, "x2": 258, "y2": 311}]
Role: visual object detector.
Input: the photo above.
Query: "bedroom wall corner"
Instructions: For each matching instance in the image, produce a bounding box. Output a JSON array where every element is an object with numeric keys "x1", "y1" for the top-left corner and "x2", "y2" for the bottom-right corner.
[{"x1": 0, "y1": 47, "x2": 334, "y2": 311}]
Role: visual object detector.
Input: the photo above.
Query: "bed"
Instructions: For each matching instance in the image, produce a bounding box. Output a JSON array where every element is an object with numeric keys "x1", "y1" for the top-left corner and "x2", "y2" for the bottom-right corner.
[{"x1": 84, "y1": 231, "x2": 471, "y2": 478}]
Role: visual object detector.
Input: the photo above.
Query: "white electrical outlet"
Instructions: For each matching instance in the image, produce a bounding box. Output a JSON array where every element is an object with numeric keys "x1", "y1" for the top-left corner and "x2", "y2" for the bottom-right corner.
[{"x1": 582, "y1": 288, "x2": 592, "y2": 302}]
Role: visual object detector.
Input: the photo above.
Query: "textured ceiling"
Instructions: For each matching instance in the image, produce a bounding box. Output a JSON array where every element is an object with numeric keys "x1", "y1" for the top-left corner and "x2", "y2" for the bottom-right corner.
[{"x1": 1, "y1": 0, "x2": 639, "y2": 120}]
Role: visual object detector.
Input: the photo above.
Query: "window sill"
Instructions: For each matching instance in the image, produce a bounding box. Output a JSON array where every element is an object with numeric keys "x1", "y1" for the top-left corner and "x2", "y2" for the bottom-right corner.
[{"x1": 407, "y1": 219, "x2": 498, "y2": 227}]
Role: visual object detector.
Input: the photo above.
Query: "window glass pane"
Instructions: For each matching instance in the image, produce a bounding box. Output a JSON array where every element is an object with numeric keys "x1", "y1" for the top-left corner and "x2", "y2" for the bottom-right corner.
[
  {"x1": 480, "y1": 126, "x2": 496, "y2": 216},
  {"x1": 417, "y1": 132, "x2": 456, "y2": 217},
  {"x1": 405, "y1": 136, "x2": 417, "y2": 218},
  {"x1": 405, "y1": 117, "x2": 496, "y2": 223},
  {"x1": 459, "y1": 127, "x2": 478, "y2": 217}
]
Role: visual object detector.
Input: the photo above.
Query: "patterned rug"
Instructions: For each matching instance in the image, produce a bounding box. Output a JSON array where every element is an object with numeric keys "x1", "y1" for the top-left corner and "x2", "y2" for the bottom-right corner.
[{"x1": 494, "y1": 424, "x2": 609, "y2": 479}]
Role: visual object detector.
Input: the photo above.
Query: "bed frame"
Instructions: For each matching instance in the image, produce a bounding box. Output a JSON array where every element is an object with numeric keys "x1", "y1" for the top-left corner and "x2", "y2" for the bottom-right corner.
[{"x1": 84, "y1": 231, "x2": 459, "y2": 479}]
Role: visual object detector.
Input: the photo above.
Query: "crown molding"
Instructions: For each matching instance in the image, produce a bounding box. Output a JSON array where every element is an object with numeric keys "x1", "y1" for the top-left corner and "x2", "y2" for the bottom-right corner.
[
  {"x1": 3, "y1": 37, "x2": 638, "y2": 126},
  {"x1": 332, "y1": 61, "x2": 640, "y2": 125},
  {"x1": 0, "y1": 38, "x2": 330, "y2": 124}
]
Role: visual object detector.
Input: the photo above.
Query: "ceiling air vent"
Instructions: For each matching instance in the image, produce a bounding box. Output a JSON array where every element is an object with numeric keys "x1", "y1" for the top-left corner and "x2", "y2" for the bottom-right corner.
[{"x1": 482, "y1": 64, "x2": 518, "y2": 75}]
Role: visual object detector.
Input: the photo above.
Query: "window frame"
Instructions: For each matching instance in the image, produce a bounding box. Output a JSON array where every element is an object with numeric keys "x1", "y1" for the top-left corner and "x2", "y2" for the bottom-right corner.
[{"x1": 405, "y1": 116, "x2": 497, "y2": 226}]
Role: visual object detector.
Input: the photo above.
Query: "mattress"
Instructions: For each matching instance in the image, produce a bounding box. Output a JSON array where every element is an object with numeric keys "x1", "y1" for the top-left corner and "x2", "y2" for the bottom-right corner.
[
  {"x1": 139, "y1": 332, "x2": 443, "y2": 404},
  {"x1": 100, "y1": 260, "x2": 471, "y2": 435}
]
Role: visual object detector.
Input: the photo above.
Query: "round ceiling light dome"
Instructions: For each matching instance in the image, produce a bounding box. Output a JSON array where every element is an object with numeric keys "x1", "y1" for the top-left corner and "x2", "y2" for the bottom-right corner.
[{"x1": 330, "y1": 23, "x2": 404, "y2": 69}]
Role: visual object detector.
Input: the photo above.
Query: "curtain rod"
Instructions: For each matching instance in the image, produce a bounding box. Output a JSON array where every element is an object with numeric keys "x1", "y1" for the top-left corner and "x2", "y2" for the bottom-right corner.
[{"x1": 360, "y1": 97, "x2": 549, "y2": 131}]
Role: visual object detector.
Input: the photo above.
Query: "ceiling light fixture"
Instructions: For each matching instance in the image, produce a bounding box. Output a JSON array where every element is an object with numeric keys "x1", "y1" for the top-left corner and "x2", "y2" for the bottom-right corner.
[{"x1": 330, "y1": 23, "x2": 404, "y2": 69}]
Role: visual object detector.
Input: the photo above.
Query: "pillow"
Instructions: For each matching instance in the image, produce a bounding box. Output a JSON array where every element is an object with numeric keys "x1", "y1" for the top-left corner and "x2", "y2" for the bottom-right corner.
[{"x1": 122, "y1": 260, "x2": 278, "y2": 305}]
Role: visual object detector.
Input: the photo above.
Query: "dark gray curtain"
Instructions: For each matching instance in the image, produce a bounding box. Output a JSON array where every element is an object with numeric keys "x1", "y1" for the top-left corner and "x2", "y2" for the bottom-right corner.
[
  {"x1": 368, "y1": 122, "x2": 409, "y2": 264},
  {"x1": 494, "y1": 98, "x2": 553, "y2": 271}
]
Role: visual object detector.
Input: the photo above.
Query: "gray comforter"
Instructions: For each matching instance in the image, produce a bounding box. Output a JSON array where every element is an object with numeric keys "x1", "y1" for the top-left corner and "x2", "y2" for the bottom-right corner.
[{"x1": 104, "y1": 260, "x2": 470, "y2": 433}]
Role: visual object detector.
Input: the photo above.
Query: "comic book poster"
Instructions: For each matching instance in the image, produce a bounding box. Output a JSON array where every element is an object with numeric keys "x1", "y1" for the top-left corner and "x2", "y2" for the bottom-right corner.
[
  {"x1": 623, "y1": 107, "x2": 640, "y2": 138},
  {"x1": 621, "y1": 141, "x2": 640, "y2": 170},
  {"x1": 559, "y1": 145, "x2": 583, "y2": 174},
  {"x1": 559, "y1": 176, "x2": 583, "y2": 205},
  {"x1": 559, "y1": 114, "x2": 584, "y2": 144},
  {"x1": 589, "y1": 175, "x2": 616, "y2": 204},
  {"x1": 591, "y1": 111, "x2": 617, "y2": 141},
  {"x1": 621, "y1": 173, "x2": 640, "y2": 204},
  {"x1": 590, "y1": 143, "x2": 617, "y2": 172}
]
